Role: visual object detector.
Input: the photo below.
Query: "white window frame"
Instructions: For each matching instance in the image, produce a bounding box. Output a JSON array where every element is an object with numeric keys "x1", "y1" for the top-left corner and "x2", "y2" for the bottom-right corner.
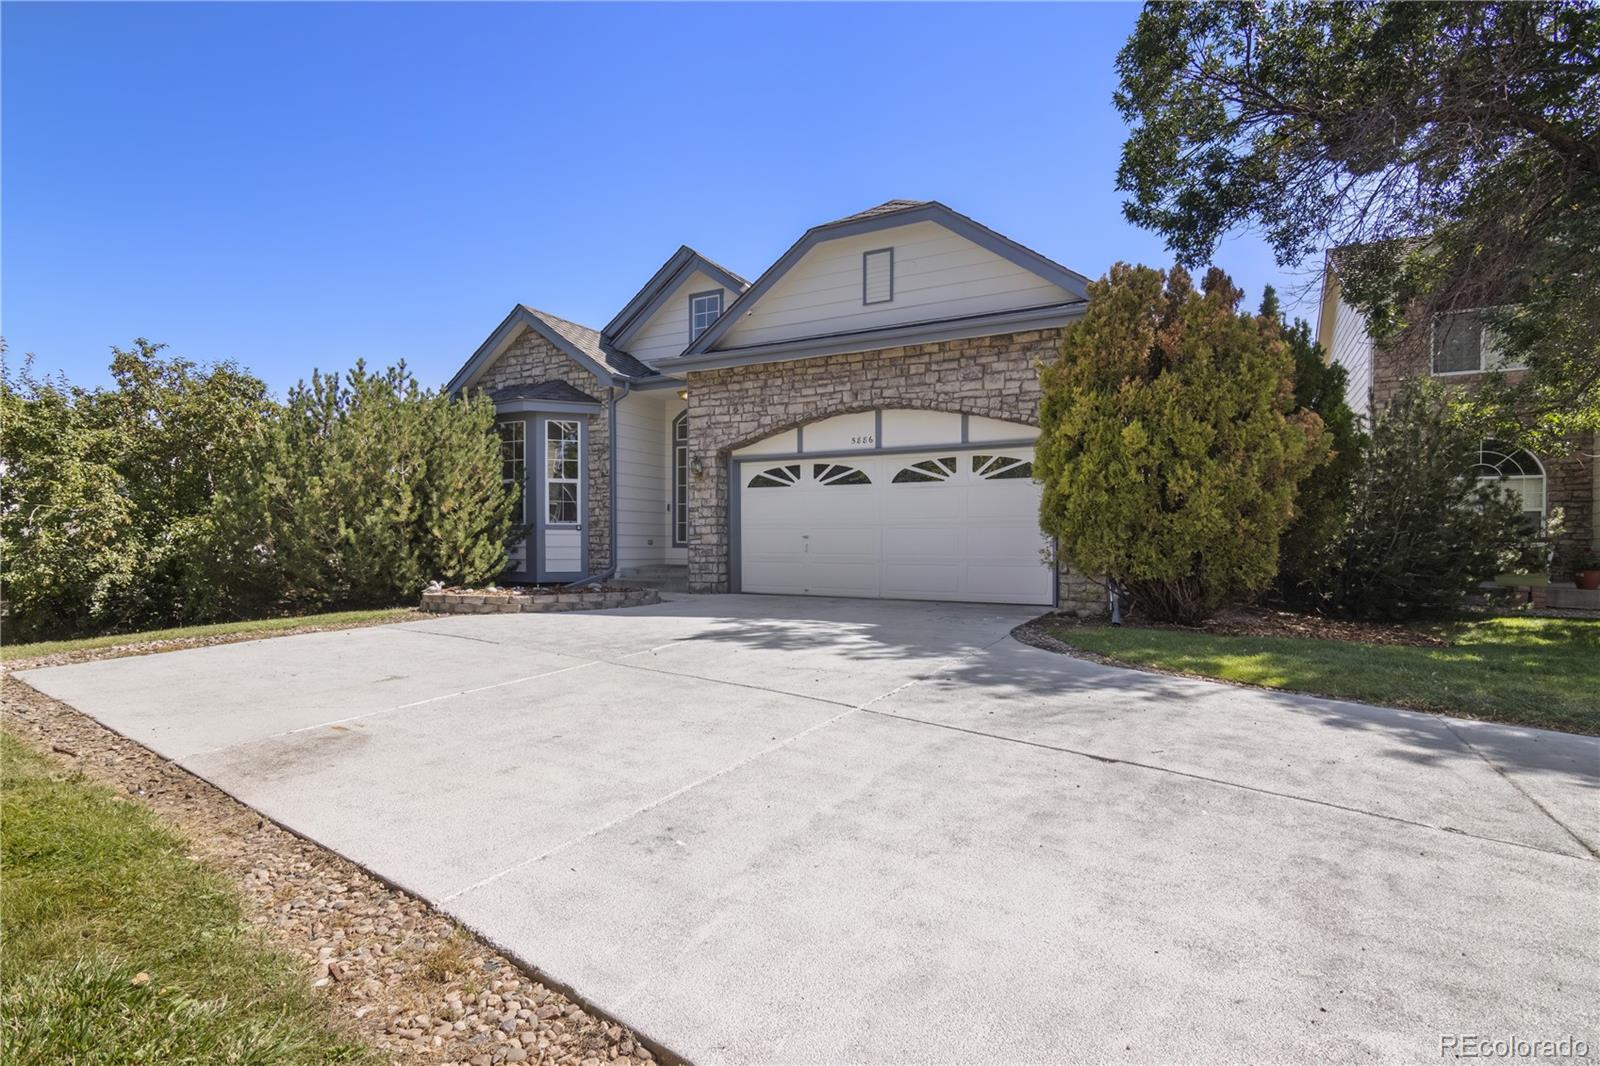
[
  {"x1": 1431, "y1": 307, "x2": 1526, "y2": 377},
  {"x1": 1474, "y1": 439, "x2": 1546, "y2": 527},
  {"x1": 688, "y1": 290, "x2": 723, "y2": 342},
  {"x1": 672, "y1": 410, "x2": 689, "y2": 547},
  {"x1": 498, "y1": 419, "x2": 526, "y2": 527},
  {"x1": 544, "y1": 419, "x2": 581, "y2": 526}
]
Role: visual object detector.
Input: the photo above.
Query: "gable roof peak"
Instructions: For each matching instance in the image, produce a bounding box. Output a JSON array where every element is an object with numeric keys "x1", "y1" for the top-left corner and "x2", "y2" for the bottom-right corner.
[
  {"x1": 602, "y1": 245, "x2": 750, "y2": 346},
  {"x1": 824, "y1": 199, "x2": 933, "y2": 227}
]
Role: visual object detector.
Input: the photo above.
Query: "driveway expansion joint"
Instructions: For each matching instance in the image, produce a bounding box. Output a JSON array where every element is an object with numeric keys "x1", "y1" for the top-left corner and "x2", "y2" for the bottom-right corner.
[
  {"x1": 860, "y1": 707, "x2": 1598, "y2": 864},
  {"x1": 440, "y1": 630, "x2": 1020, "y2": 903},
  {"x1": 1439, "y1": 717, "x2": 1600, "y2": 860}
]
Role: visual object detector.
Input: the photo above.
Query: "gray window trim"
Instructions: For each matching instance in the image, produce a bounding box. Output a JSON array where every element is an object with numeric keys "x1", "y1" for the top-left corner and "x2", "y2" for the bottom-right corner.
[
  {"x1": 862, "y1": 247, "x2": 894, "y2": 305},
  {"x1": 688, "y1": 289, "x2": 724, "y2": 343},
  {"x1": 490, "y1": 398, "x2": 602, "y2": 416},
  {"x1": 728, "y1": 454, "x2": 742, "y2": 593},
  {"x1": 533, "y1": 415, "x2": 588, "y2": 582},
  {"x1": 497, "y1": 416, "x2": 535, "y2": 582}
]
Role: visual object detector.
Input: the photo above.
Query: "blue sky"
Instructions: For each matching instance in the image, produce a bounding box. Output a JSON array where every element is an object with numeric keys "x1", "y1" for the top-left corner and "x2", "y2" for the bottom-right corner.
[{"x1": 3, "y1": 2, "x2": 1314, "y2": 394}]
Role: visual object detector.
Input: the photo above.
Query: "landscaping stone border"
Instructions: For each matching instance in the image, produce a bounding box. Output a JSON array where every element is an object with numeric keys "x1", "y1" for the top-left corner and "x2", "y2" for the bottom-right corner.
[{"x1": 421, "y1": 587, "x2": 660, "y2": 615}]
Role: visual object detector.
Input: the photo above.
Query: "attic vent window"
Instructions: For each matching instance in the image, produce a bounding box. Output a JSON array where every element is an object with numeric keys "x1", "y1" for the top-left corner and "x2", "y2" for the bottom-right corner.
[
  {"x1": 863, "y1": 248, "x2": 894, "y2": 305},
  {"x1": 689, "y1": 291, "x2": 723, "y2": 342}
]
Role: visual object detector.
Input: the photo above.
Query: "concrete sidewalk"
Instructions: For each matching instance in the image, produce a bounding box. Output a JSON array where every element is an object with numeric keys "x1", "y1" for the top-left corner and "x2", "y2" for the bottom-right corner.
[{"x1": 17, "y1": 595, "x2": 1599, "y2": 1063}]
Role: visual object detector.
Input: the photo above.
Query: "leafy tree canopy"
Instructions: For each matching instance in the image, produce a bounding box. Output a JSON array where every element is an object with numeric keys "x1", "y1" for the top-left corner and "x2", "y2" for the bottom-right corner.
[{"x1": 1116, "y1": 1, "x2": 1599, "y2": 446}]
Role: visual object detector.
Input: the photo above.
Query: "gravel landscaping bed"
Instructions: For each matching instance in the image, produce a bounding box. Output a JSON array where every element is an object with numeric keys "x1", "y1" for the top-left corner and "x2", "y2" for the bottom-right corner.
[{"x1": 1, "y1": 677, "x2": 663, "y2": 1066}]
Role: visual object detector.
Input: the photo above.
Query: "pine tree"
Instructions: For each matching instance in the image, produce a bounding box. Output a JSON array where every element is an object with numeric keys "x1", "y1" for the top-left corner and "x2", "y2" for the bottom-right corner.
[{"x1": 1036, "y1": 264, "x2": 1327, "y2": 624}]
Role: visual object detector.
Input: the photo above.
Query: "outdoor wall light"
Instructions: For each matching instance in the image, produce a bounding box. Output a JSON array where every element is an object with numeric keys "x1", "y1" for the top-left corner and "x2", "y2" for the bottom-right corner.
[
  {"x1": 677, "y1": 389, "x2": 688, "y2": 400},
  {"x1": 689, "y1": 455, "x2": 706, "y2": 478}
]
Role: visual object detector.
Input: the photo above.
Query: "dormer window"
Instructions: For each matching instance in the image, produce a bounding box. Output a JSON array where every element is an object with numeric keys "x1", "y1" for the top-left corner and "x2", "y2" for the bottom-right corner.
[
  {"x1": 689, "y1": 291, "x2": 723, "y2": 341},
  {"x1": 863, "y1": 248, "x2": 894, "y2": 305}
]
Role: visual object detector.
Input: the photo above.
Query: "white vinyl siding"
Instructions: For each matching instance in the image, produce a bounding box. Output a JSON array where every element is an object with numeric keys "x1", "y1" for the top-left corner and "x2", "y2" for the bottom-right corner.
[
  {"x1": 620, "y1": 270, "x2": 729, "y2": 363},
  {"x1": 719, "y1": 221, "x2": 1075, "y2": 349},
  {"x1": 1328, "y1": 295, "x2": 1374, "y2": 419},
  {"x1": 614, "y1": 392, "x2": 673, "y2": 567}
]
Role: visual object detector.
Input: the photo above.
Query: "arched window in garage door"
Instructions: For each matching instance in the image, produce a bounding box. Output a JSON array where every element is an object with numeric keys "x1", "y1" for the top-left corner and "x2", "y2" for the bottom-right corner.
[
  {"x1": 973, "y1": 454, "x2": 1034, "y2": 480},
  {"x1": 813, "y1": 463, "x2": 872, "y2": 486},
  {"x1": 748, "y1": 464, "x2": 802, "y2": 488},
  {"x1": 891, "y1": 457, "x2": 957, "y2": 484}
]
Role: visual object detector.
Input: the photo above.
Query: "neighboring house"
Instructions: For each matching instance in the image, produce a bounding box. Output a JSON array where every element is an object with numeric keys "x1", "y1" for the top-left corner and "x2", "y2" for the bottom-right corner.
[
  {"x1": 1315, "y1": 254, "x2": 1598, "y2": 572},
  {"x1": 447, "y1": 199, "x2": 1103, "y2": 612}
]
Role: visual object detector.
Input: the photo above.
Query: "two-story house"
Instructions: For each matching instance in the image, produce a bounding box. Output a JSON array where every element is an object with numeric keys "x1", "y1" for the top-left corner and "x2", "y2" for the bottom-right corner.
[{"x1": 1316, "y1": 253, "x2": 1598, "y2": 606}]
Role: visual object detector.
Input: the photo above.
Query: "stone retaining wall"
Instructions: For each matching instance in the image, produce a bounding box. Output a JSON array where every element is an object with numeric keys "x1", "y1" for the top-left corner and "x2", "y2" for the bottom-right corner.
[{"x1": 421, "y1": 587, "x2": 658, "y2": 614}]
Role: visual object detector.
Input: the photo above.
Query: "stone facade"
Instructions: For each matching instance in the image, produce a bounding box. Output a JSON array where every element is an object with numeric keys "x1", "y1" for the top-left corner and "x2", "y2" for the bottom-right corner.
[
  {"x1": 478, "y1": 331, "x2": 612, "y2": 570},
  {"x1": 683, "y1": 328, "x2": 1105, "y2": 613},
  {"x1": 1371, "y1": 321, "x2": 1597, "y2": 550}
]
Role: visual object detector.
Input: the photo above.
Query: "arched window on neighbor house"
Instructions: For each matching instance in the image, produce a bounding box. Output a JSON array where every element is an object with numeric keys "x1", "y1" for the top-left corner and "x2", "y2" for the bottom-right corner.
[{"x1": 1474, "y1": 439, "x2": 1546, "y2": 529}]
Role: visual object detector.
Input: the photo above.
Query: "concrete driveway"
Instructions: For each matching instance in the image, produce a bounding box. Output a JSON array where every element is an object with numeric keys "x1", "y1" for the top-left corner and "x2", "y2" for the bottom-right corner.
[{"x1": 17, "y1": 595, "x2": 1599, "y2": 1064}]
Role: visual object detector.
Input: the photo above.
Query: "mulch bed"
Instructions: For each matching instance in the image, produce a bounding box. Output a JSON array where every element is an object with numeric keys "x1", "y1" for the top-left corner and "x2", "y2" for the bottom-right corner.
[
  {"x1": 1155, "y1": 604, "x2": 1452, "y2": 648},
  {"x1": 4, "y1": 612, "x2": 422, "y2": 672},
  {"x1": 1047, "y1": 603, "x2": 1451, "y2": 648},
  {"x1": 1, "y1": 677, "x2": 664, "y2": 1066}
]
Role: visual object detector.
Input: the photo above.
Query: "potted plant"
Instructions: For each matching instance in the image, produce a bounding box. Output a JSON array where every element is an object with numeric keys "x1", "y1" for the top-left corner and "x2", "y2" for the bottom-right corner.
[{"x1": 1553, "y1": 543, "x2": 1600, "y2": 591}]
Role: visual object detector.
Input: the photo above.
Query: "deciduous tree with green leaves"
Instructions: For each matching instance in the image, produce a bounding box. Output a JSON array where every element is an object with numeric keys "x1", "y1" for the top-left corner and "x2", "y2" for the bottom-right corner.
[
  {"x1": 1, "y1": 340, "x2": 273, "y2": 639},
  {"x1": 1115, "y1": 1, "x2": 1599, "y2": 447},
  {"x1": 1036, "y1": 264, "x2": 1327, "y2": 624}
]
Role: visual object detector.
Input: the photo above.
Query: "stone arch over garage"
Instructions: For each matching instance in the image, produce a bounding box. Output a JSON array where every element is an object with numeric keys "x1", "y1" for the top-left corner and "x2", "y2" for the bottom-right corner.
[{"x1": 680, "y1": 327, "x2": 1072, "y2": 596}]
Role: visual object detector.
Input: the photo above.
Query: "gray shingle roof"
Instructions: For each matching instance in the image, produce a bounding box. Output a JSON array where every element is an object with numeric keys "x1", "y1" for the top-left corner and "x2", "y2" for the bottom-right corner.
[
  {"x1": 824, "y1": 200, "x2": 932, "y2": 227},
  {"x1": 487, "y1": 381, "x2": 599, "y2": 405},
  {"x1": 518, "y1": 306, "x2": 658, "y2": 380}
]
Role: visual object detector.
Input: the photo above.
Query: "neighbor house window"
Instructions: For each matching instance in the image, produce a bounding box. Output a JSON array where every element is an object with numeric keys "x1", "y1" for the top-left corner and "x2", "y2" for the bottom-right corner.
[
  {"x1": 689, "y1": 291, "x2": 723, "y2": 342},
  {"x1": 672, "y1": 410, "x2": 689, "y2": 546},
  {"x1": 863, "y1": 248, "x2": 894, "y2": 305},
  {"x1": 1432, "y1": 309, "x2": 1523, "y2": 375},
  {"x1": 545, "y1": 419, "x2": 580, "y2": 525},
  {"x1": 1474, "y1": 439, "x2": 1545, "y2": 528},
  {"x1": 498, "y1": 420, "x2": 525, "y2": 526}
]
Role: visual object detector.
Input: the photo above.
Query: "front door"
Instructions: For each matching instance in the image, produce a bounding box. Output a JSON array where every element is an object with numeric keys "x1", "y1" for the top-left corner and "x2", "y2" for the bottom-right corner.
[{"x1": 534, "y1": 415, "x2": 587, "y2": 581}]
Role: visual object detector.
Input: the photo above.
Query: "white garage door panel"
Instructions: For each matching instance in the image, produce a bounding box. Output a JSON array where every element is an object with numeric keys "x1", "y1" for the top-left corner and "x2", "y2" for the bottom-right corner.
[
  {"x1": 882, "y1": 563, "x2": 963, "y2": 598},
  {"x1": 738, "y1": 449, "x2": 1052, "y2": 606}
]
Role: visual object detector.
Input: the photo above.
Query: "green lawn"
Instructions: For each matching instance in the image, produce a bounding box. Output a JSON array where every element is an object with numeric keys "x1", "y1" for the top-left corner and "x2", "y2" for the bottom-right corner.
[
  {"x1": 1, "y1": 608, "x2": 414, "y2": 663},
  {"x1": 0, "y1": 735, "x2": 373, "y2": 1064},
  {"x1": 1043, "y1": 615, "x2": 1600, "y2": 735}
]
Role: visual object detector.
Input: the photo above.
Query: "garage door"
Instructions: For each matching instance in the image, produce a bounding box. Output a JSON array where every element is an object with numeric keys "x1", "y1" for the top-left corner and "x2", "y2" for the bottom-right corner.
[{"x1": 737, "y1": 448, "x2": 1053, "y2": 605}]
